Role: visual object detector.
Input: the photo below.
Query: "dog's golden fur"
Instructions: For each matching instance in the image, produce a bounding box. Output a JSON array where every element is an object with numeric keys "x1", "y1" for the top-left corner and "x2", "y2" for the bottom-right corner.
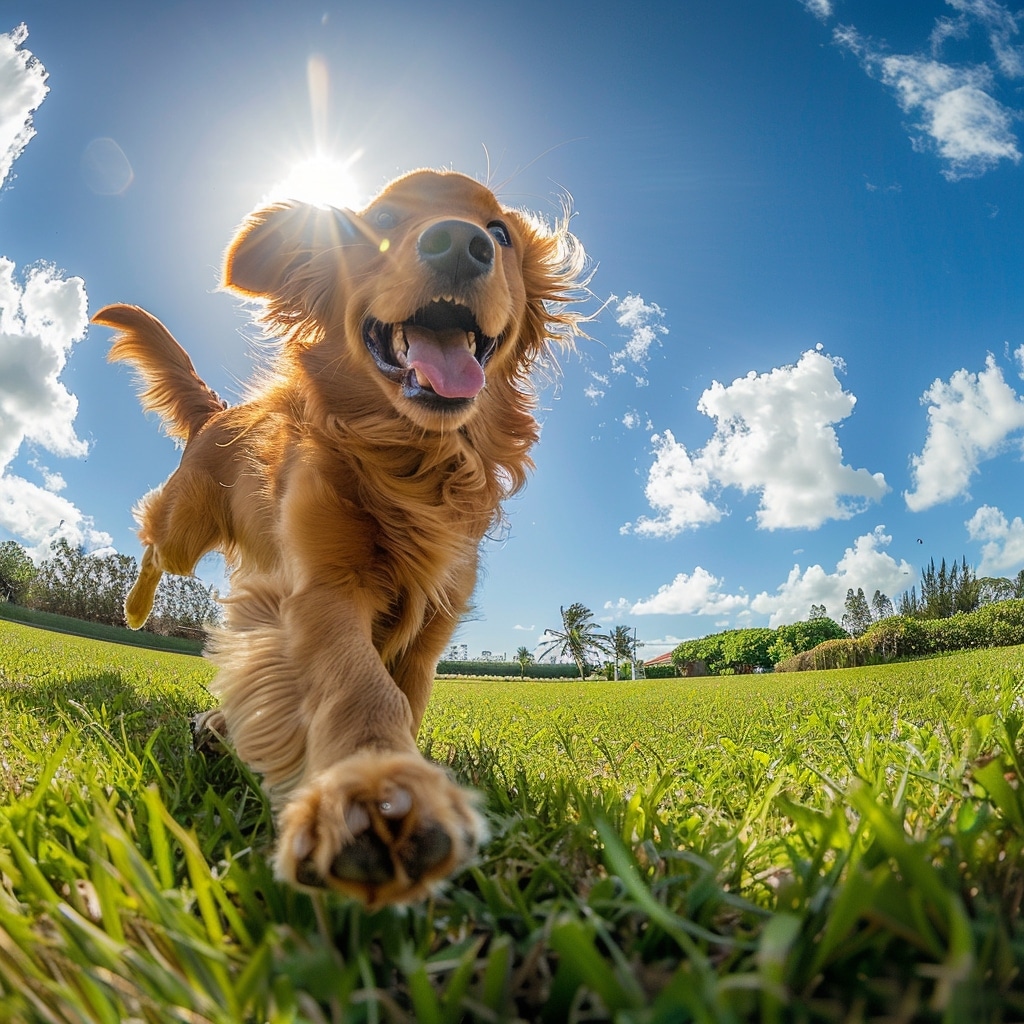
[{"x1": 93, "y1": 169, "x2": 585, "y2": 905}]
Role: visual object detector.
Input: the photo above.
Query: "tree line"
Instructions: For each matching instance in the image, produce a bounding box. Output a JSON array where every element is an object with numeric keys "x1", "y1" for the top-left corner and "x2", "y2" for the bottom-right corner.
[
  {"x1": 675, "y1": 555, "x2": 1024, "y2": 677},
  {"x1": 898, "y1": 557, "x2": 1024, "y2": 619},
  {"x1": 839, "y1": 557, "x2": 1024, "y2": 637},
  {"x1": 0, "y1": 539, "x2": 221, "y2": 639}
]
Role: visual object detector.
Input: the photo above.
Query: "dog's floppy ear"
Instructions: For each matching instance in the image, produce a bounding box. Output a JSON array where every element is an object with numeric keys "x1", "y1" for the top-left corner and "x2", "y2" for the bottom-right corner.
[{"x1": 223, "y1": 201, "x2": 359, "y2": 298}]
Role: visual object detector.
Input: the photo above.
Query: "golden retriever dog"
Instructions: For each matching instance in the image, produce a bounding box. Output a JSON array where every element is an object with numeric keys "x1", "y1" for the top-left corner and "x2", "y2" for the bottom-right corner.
[{"x1": 93, "y1": 169, "x2": 585, "y2": 906}]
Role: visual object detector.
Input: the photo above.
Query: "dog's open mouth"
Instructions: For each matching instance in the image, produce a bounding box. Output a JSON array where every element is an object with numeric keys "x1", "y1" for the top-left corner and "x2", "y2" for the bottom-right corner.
[{"x1": 363, "y1": 301, "x2": 498, "y2": 404}]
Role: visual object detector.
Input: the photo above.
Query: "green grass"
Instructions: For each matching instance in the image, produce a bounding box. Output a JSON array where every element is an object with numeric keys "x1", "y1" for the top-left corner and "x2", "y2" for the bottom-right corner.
[
  {"x1": 2, "y1": 619, "x2": 1024, "y2": 1021},
  {"x1": 0, "y1": 601, "x2": 204, "y2": 655}
]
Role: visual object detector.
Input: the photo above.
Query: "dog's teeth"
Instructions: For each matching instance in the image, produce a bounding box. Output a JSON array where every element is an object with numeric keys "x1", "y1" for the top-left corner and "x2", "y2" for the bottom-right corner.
[
  {"x1": 392, "y1": 323, "x2": 408, "y2": 366},
  {"x1": 466, "y1": 331, "x2": 476, "y2": 353}
]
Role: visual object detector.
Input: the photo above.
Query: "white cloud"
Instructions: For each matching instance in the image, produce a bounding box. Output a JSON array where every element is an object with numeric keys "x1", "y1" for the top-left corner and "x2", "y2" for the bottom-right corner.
[
  {"x1": 28, "y1": 458, "x2": 66, "y2": 492},
  {"x1": 799, "y1": 0, "x2": 833, "y2": 21},
  {"x1": 602, "y1": 597, "x2": 632, "y2": 620},
  {"x1": 0, "y1": 24, "x2": 47, "y2": 191},
  {"x1": 626, "y1": 351, "x2": 887, "y2": 536},
  {"x1": 588, "y1": 293, "x2": 668, "y2": 401},
  {"x1": 0, "y1": 259, "x2": 106, "y2": 557},
  {"x1": 611, "y1": 294, "x2": 667, "y2": 380},
  {"x1": 944, "y1": 0, "x2": 1024, "y2": 78},
  {"x1": 619, "y1": 410, "x2": 653, "y2": 431},
  {"x1": 966, "y1": 504, "x2": 1024, "y2": 575},
  {"x1": 629, "y1": 566, "x2": 749, "y2": 617},
  {"x1": 0, "y1": 30, "x2": 108, "y2": 559},
  {"x1": 0, "y1": 475, "x2": 112, "y2": 560},
  {"x1": 636, "y1": 635, "x2": 689, "y2": 659},
  {"x1": 618, "y1": 527, "x2": 912, "y2": 627},
  {"x1": 626, "y1": 429, "x2": 722, "y2": 537},
  {"x1": 905, "y1": 354, "x2": 1024, "y2": 511},
  {"x1": 0, "y1": 261, "x2": 88, "y2": 463},
  {"x1": 699, "y1": 352, "x2": 889, "y2": 529},
  {"x1": 833, "y1": 19, "x2": 1021, "y2": 180},
  {"x1": 750, "y1": 526, "x2": 914, "y2": 627}
]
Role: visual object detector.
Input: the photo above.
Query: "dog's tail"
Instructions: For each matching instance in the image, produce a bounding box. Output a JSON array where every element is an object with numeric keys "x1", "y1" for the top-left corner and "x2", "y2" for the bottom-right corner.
[{"x1": 95, "y1": 303, "x2": 227, "y2": 441}]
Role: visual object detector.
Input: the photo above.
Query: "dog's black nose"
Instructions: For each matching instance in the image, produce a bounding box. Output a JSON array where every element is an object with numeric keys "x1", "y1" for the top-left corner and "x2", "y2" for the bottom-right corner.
[{"x1": 417, "y1": 219, "x2": 494, "y2": 285}]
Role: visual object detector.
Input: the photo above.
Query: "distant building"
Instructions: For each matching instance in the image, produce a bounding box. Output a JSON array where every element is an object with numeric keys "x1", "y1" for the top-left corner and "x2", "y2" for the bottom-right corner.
[
  {"x1": 645, "y1": 651, "x2": 685, "y2": 676},
  {"x1": 644, "y1": 651, "x2": 675, "y2": 668}
]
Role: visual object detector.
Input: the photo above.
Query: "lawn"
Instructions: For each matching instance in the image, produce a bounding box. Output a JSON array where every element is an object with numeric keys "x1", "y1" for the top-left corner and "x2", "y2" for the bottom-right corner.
[{"x1": 1, "y1": 617, "x2": 1023, "y2": 1021}]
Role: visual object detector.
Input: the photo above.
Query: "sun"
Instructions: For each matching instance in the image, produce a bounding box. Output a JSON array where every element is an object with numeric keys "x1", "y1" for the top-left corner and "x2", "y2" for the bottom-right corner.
[{"x1": 263, "y1": 151, "x2": 365, "y2": 210}]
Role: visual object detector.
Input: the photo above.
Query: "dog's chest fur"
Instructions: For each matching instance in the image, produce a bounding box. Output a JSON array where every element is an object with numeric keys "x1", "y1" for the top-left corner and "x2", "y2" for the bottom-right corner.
[{"x1": 292, "y1": 419, "x2": 492, "y2": 643}]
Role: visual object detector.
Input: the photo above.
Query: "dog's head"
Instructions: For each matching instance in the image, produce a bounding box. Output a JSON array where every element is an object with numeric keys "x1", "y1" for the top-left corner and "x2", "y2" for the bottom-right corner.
[{"x1": 222, "y1": 169, "x2": 586, "y2": 429}]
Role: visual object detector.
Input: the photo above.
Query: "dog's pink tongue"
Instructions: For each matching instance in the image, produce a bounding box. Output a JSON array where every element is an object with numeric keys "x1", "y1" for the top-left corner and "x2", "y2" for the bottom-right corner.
[{"x1": 405, "y1": 325, "x2": 484, "y2": 399}]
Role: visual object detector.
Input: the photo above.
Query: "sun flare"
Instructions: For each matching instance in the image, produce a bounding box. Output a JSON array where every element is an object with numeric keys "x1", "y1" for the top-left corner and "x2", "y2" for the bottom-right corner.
[{"x1": 263, "y1": 152, "x2": 365, "y2": 210}]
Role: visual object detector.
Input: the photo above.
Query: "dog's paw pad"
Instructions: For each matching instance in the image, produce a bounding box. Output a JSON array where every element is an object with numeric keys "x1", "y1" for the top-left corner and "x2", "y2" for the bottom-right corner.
[
  {"x1": 397, "y1": 823, "x2": 453, "y2": 881},
  {"x1": 275, "y1": 752, "x2": 484, "y2": 906},
  {"x1": 331, "y1": 829, "x2": 394, "y2": 885}
]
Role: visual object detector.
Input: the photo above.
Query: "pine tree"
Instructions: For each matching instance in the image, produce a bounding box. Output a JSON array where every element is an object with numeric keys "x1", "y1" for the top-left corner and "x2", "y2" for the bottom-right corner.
[
  {"x1": 871, "y1": 590, "x2": 894, "y2": 621},
  {"x1": 842, "y1": 587, "x2": 872, "y2": 637}
]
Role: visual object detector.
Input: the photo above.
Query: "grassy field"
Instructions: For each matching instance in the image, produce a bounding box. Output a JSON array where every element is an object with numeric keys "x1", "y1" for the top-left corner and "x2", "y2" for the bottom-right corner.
[
  {"x1": 1, "y1": 619, "x2": 1024, "y2": 1021},
  {"x1": 0, "y1": 601, "x2": 204, "y2": 655}
]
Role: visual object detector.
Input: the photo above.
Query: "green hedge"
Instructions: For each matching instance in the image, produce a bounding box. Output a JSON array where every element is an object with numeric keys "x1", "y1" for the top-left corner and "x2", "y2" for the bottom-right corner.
[
  {"x1": 643, "y1": 663, "x2": 678, "y2": 679},
  {"x1": 436, "y1": 660, "x2": 581, "y2": 679},
  {"x1": 775, "y1": 600, "x2": 1024, "y2": 672}
]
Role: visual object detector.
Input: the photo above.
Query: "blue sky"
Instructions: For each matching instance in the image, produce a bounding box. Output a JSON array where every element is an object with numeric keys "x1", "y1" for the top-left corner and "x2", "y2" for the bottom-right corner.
[{"x1": 2, "y1": 0, "x2": 1024, "y2": 661}]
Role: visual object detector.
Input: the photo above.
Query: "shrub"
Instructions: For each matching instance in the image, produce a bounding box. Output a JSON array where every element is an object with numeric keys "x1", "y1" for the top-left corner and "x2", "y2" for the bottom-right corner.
[
  {"x1": 973, "y1": 599, "x2": 1024, "y2": 648},
  {"x1": 811, "y1": 638, "x2": 865, "y2": 670},
  {"x1": 859, "y1": 616, "x2": 929, "y2": 660},
  {"x1": 774, "y1": 649, "x2": 818, "y2": 673},
  {"x1": 782, "y1": 599, "x2": 1024, "y2": 671}
]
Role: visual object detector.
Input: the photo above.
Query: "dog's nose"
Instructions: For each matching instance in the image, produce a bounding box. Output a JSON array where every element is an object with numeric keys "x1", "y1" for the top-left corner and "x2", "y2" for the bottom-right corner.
[{"x1": 417, "y1": 220, "x2": 494, "y2": 284}]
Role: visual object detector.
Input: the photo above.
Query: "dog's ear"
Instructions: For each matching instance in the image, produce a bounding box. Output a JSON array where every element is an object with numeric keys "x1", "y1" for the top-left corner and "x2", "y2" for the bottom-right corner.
[
  {"x1": 223, "y1": 202, "x2": 360, "y2": 299},
  {"x1": 511, "y1": 209, "x2": 589, "y2": 362}
]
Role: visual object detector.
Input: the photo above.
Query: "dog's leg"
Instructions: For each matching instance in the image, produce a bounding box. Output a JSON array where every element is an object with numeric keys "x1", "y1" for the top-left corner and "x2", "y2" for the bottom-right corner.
[
  {"x1": 125, "y1": 544, "x2": 163, "y2": 628},
  {"x1": 126, "y1": 456, "x2": 232, "y2": 628},
  {"x1": 213, "y1": 578, "x2": 484, "y2": 907},
  {"x1": 386, "y1": 554, "x2": 478, "y2": 734},
  {"x1": 391, "y1": 604, "x2": 465, "y2": 734},
  {"x1": 277, "y1": 586, "x2": 483, "y2": 906}
]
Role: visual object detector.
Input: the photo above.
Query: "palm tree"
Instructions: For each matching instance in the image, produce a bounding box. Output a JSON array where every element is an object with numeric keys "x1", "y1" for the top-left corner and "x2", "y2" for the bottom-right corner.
[
  {"x1": 515, "y1": 645, "x2": 534, "y2": 679},
  {"x1": 537, "y1": 603, "x2": 610, "y2": 680},
  {"x1": 607, "y1": 624, "x2": 637, "y2": 680}
]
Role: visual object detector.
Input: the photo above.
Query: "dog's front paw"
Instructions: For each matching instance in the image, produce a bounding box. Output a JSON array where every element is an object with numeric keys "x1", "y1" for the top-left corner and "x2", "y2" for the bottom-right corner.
[
  {"x1": 191, "y1": 708, "x2": 228, "y2": 755},
  {"x1": 274, "y1": 750, "x2": 485, "y2": 906}
]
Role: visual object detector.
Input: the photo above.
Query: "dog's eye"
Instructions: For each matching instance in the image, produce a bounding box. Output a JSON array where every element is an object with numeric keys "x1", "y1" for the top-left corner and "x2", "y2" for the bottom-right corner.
[
  {"x1": 488, "y1": 221, "x2": 512, "y2": 248},
  {"x1": 374, "y1": 208, "x2": 398, "y2": 230}
]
